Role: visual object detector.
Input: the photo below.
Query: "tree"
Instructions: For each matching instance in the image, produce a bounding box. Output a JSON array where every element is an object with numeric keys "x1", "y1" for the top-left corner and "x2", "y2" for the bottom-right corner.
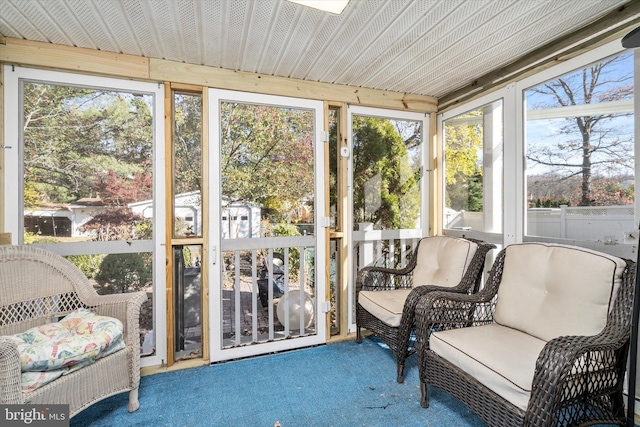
[
  {"x1": 78, "y1": 207, "x2": 153, "y2": 295},
  {"x1": 22, "y1": 82, "x2": 153, "y2": 205},
  {"x1": 95, "y1": 253, "x2": 151, "y2": 294},
  {"x1": 23, "y1": 83, "x2": 99, "y2": 203},
  {"x1": 78, "y1": 207, "x2": 151, "y2": 241},
  {"x1": 94, "y1": 170, "x2": 153, "y2": 206},
  {"x1": 444, "y1": 111, "x2": 484, "y2": 212},
  {"x1": 220, "y1": 102, "x2": 315, "y2": 223},
  {"x1": 526, "y1": 53, "x2": 633, "y2": 206},
  {"x1": 528, "y1": 173, "x2": 633, "y2": 207},
  {"x1": 174, "y1": 93, "x2": 202, "y2": 195},
  {"x1": 351, "y1": 116, "x2": 421, "y2": 229},
  {"x1": 21, "y1": 82, "x2": 155, "y2": 297}
]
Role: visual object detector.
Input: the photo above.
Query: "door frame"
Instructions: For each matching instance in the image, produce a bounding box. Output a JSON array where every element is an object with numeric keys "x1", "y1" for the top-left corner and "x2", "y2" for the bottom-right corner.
[
  {"x1": 346, "y1": 106, "x2": 430, "y2": 332},
  {"x1": 207, "y1": 88, "x2": 327, "y2": 362}
]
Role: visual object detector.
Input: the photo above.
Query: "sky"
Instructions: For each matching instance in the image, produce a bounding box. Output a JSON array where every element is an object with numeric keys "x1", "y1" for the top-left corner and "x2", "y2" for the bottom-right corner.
[{"x1": 524, "y1": 51, "x2": 634, "y2": 178}]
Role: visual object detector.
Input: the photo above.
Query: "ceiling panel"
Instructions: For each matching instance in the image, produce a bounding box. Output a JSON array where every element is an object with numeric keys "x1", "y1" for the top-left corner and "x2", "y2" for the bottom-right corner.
[{"x1": 0, "y1": 0, "x2": 634, "y2": 99}]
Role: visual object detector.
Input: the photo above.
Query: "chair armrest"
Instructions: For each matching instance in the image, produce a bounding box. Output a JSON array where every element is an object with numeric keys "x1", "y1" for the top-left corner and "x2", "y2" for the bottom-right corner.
[
  {"x1": 416, "y1": 289, "x2": 497, "y2": 323},
  {"x1": 526, "y1": 333, "x2": 629, "y2": 425},
  {"x1": 356, "y1": 265, "x2": 414, "y2": 293},
  {"x1": 0, "y1": 337, "x2": 24, "y2": 404},
  {"x1": 455, "y1": 241, "x2": 496, "y2": 294},
  {"x1": 414, "y1": 289, "x2": 497, "y2": 348},
  {"x1": 83, "y1": 291, "x2": 148, "y2": 347}
]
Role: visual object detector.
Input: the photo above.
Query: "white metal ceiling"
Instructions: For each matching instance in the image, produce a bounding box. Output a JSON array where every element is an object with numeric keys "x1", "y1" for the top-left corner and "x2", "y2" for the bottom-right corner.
[{"x1": 0, "y1": 0, "x2": 633, "y2": 98}]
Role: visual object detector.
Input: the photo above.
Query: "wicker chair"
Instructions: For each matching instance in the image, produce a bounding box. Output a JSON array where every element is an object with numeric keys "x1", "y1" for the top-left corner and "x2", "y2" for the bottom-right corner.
[
  {"x1": 355, "y1": 235, "x2": 495, "y2": 383},
  {"x1": 0, "y1": 245, "x2": 147, "y2": 418},
  {"x1": 416, "y1": 242, "x2": 635, "y2": 426}
]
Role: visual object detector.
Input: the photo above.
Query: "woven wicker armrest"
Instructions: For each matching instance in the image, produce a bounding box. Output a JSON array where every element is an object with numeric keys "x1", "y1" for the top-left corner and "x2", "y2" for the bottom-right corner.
[
  {"x1": 416, "y1": 289, "x2": 496, "y2": 323},
  {"x1": 356, "y1": 265, "x2": 414, "y2": 293},
  {"x1": 526, "y1": 332, "x2": 629, "y2": 426},
  {"x1": 414, "y1": 290, "x2": 497, "y2": 347},
  {"x1": 0, "y1": 337, "x2": 22, "y2": 404},
  {"x1": 527, "y1": 254, "x2": 634, "y2": 427},
  {"x1": 85, "y1": 291, "x2": 148, "y2": 347},
  {"x1": 400, "y1": 285, "x2": 474, "y2": 329}
]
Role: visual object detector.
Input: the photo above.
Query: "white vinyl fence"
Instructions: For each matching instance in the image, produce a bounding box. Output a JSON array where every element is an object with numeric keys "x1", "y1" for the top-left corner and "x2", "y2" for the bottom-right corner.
[{"x1": 446, "y1": 205, "x2": 636, "y2": 245}]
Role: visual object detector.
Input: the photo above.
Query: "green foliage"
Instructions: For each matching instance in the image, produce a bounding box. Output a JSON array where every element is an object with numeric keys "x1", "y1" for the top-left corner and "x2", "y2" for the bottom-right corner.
[
  {"x1": 447, "y1": 170, "x2": 483, "y2": 212},
  {"x1": 134, "y1": 218, "x2": 154, "y2": 240},
  {"x1": 262, "y1": 196, "x2": 286, "y2": 223},
  {"x1": 351, "y1": 116, "x2": 421, "y2": 229},
  {"x1": 79, "y1": 207, "x2": 149, "y2": 241},
  {"x1": 444, "y1": 112, "x2": 484, "y2": 212},
  {"x1": 22, "y1": 83, "x2": 153, "y2": 205},
  {"x1": 270, "y1": 223, "x2": 301, "y2": 237},
  {"x1": 23, "y1": 181, "x2": 41, "y2": 210},
  {"x1": 95, "y1": 253, "x2": 151, "y2": 294},
  {"x1": 66, "y1": 254, "x2": 104, "y2": 279},
  {"x1": 174, "y1": 93, "x2": 203, "y2": 196},
  {"x1": 23, "y1": 232, "x2": 58, "y2": 245},
  {"x1": 220, "y1": 103, "x2": 314, "y2": 222}
]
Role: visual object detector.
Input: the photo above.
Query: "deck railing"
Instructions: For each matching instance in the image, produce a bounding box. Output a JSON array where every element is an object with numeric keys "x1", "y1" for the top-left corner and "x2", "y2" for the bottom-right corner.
[
  {"x1": 221, "y1": 236, "x2": 316, "y2": 348},
  {"x1": 352, "y1": 222, "x2": 423, "y2": 274}
]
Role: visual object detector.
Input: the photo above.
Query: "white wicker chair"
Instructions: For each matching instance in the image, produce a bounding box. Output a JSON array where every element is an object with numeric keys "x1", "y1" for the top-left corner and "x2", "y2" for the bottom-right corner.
[{"x1": 0, "y1": 245, "x2": 147, "y2": 418}]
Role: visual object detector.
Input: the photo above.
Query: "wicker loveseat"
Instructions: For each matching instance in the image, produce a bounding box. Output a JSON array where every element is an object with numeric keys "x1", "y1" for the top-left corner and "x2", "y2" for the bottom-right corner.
[
  {"x1": 355, "y1": 236, "x2": 495, "y2": 383},
  {"x1": 0, "y1": 245, "x2": 147, "y2": 418},
  {"x1": 416, "y1": 242, "x2": 635, "y2": 426}
]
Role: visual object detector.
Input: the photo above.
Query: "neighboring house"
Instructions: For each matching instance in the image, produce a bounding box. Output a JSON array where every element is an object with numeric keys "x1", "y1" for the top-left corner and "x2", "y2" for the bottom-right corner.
[
  {"x1": 24, "y1": 198, "x2": 106, "y2": 238},
  {"x1": 26, "y1": 192, "x2": 262, "y2": 240},
  {"x1": 220, "y1": 203, "x2": 261, "y2": 239},
  {"x1": 129, "y1": 191, "x2": 261, "y2": 239}
]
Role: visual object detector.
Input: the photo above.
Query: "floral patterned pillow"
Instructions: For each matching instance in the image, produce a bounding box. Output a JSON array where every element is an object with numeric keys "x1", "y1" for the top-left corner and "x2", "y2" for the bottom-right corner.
[{"x1": 6, "y1": 308, "x2": 124, "y2": 374}]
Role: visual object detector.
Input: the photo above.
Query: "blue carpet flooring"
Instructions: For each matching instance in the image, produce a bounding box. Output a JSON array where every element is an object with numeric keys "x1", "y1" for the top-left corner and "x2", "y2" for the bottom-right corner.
[{"x1": 71, "y1": 337, "x2": 488, "y2": 427}]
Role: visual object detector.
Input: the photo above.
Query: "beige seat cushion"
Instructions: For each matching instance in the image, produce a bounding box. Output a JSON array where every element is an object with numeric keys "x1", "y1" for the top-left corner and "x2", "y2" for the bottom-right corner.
[
  {"x1": 359, "y1": 236, "x2": 479, "y2": 327},
  {"x1": 412, "y1": 236, "x2": 478, "y2": 287},
  {"x1": 358, "y1": 289, "x2": 412, "y2": 327},
  {"x1": 493, "y1": 243, "x2": 626, "y2": 341},
  {"x1": 430, "y1": 324, "x2": 546, "y2": 411}
]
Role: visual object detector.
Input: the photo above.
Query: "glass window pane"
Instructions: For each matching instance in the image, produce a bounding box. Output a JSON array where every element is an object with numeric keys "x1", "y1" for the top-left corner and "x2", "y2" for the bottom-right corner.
[
  {"x1": 351, "y1": 113, "x2": 423, "y2": 274},
  {"x1": 173, "y1": 245, "x2": 202, "y2": 360},
  {"x1": 329, "y1": 108, "x2": 339, "y2": 230},
  {"x1": 22, "y1": 83, "x2": 154, "y2": 244},
  {"x1": 525, "y1": 52, "x2": 634, "y2": 244},
  {"x1": 173, "y1": 93, "x2": 202, "y2": 239},
  {"x1": 443, "y1": 101, "x2": 503, "y2": 233},
  {"x1": 352, "y1": 115, "x2": 423, "y2": 231},
  {"x1": 220, "y1": 102, "x2": 315, "y2": 239},
  {"x1": 21, "y1": 79, "x2": 158, "y2": 360},
  {"x1": 218, "y1": 100, "x2": 318, "y2": 347},
  {"x1": 65, "y1": 252, "x2": 154, "y2": 357}
]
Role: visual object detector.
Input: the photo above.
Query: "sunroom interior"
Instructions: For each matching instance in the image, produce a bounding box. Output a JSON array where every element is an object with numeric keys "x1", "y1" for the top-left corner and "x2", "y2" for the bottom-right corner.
[{"x1": 2, "y1": 0, "x2": 640, "y2": 422}]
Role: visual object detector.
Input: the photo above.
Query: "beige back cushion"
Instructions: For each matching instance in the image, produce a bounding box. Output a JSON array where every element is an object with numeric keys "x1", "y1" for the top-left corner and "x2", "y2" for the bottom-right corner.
[
  {"x1": 411, "y1": 236, "x2": 478, "y2": 288},
  {"x1": 493, "y1": 243, "x2": 626, "y2": 342}
]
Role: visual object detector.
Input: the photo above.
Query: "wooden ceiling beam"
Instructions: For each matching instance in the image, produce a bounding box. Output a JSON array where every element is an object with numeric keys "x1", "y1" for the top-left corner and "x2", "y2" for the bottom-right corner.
[
  {"x1": 0, "y1": 38, "x2": 149, "y2": 80},
  {"x1": 149, "y1": 58, "x2": 437, "y2": 113},
  {"x1": 0, "y1": 37, "x2": 437, "y2": 114}
]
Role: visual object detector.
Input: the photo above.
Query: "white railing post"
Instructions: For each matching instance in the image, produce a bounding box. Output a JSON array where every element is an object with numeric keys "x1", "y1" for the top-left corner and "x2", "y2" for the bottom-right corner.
[
  {"x1": 358, "y1": 222, "x2": 374, "y2": 267},
  {"x1": 560, "y1": 205, "x2": 568, "y2": 239}
]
